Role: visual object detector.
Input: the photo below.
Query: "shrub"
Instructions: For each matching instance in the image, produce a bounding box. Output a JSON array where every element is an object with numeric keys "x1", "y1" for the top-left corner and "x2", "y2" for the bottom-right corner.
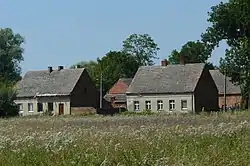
[
  {"x1": 120, "y1": 109, "x2": 156, "y2": 116},
  {"x1": 0, "y1": 83, "x2": 19, "y2": 117}
]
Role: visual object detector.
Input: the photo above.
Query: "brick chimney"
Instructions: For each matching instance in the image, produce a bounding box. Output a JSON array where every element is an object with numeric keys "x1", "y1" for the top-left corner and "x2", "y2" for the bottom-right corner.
[
  {"x1": 161, "y1": 59, "x2": 168, "y2": 66},
  {"x1": 58, "y1": 66, "x2": 64, "y2": 71},
  {"x1": 179, "y1": 54, "x2": 187, "y2": 65},
  {"x1": 48, "y1": 66, "x2": 53, "y2": 73}
]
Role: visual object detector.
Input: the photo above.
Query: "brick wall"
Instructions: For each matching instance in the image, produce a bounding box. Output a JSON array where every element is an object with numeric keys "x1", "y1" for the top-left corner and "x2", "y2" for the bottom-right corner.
[
  {"x1": 111, "y1": 102, "x2": 127, "y2": 108},
  {"x1": 218, "y1": 94, "x2": 241, "y2": 108},
  {"x1": 71, "y1": 107, "x2": 96, "y2": 115}
]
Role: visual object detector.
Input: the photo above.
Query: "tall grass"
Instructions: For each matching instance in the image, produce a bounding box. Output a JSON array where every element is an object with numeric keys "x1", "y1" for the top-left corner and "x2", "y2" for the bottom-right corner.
[{"x1": 0, "y1": 111, "x2": 250, "y2": 165}]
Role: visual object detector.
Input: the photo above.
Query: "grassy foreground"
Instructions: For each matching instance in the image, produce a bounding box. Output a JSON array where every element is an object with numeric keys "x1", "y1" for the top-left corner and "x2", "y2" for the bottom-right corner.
[{"x1": 0, "y1": 112, "x2": 250, "y2": 165}]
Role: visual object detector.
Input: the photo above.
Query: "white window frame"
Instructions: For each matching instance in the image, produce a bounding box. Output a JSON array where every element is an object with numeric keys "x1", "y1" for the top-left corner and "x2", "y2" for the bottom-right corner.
[
  {"x1": 28, "y1": 103, "x2": 34, "y2": 112},
  {"x1": 18, "y1": 103, "x2": 23, "y2": 111},
  {"x1": 169, "y1": 100, "x2": 175, "y2": 111},
  {"x1": 181, "y1": 100, "x2": 188, "y2": 110},
  {"x1": 18, "y1": 104, "x2": 23, "y2": 114},
  {"x1": 157, "y1": 100, "x2": 164, "y2": 111},
  {"x1": 134, "y1": 101, "x2": 140, "y2": 111},
  {"x1": 145, "y1": 100, "x2": 152, "y2": 110}
]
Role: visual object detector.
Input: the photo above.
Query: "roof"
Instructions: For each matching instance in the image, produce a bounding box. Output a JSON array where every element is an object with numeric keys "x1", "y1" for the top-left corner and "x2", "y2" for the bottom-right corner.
[
  {"x1": 209, "y1": 70, "x2": 241, "y2": 95},
  {"x1": 126, "y1": 63, "x2": 206, "y2": 94},
  {"x1": 119, "y1": 78, "x2": 133, "y2": 86},
  {"x1": 104, "y1": 78, "x2": 132, "y2": 102},
  {"x1": 16, "y1": 68, "x2": 85, "y2": 98}
]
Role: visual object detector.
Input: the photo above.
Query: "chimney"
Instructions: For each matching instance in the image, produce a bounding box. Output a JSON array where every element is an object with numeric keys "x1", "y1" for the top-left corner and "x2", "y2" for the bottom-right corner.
[
  {"x1": 76, "y1": 65, "x2": 81, "y2": 69},
  {"x1": 58, "y1": 66, "x2": 64, "y2": 71},
  {"x1": 161, "y1": 59, "x2": 168, "y2": 66},
  {"x1": 179, "y1": 54, "x2": 187, "y2": 65},
  {"x1": 48, "y1": 66, "x2": 53, "y2": 73}
]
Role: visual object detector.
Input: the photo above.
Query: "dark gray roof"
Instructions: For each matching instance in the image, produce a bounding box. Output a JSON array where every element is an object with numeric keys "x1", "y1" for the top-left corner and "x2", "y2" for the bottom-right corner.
[
  {"x1": 126, "y1": 63, "x2": 205, "y2": 94},
  {"x1": 16, "y1": 68, "x2": 85, "y2": 97},
  {"x1": 104, "y1": 94, "x2": 126, "y2": 103},
  {"x1": 209, "y1": 70, "x2": 241, "y2": 95},
  {"x1": 119, "y1": 78, "x2": 133, "y2": 86}
]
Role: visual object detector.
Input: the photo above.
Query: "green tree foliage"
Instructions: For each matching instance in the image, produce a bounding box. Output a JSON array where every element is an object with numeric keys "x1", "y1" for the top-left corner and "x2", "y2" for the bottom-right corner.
[
  {"x1": 70, "y1": 60, "x2": 99, "y2": 86},
  {"x1": 96, "y1": 51, "x2": 139, "y2": 92},
  {"x1": 0, "y1": 82, "x2": 19, "y2": 117},
  {"x1": 0, "y1": 28, "x2": 24, "y2": 117},
  {"x1": 168, "y1": 41, "x2": 216, "y2": 69},
  {"x1": 122, "y1": 34, "x2": 160, "y2": 66},
  {"x1": 201, "y1": 0, "x2": 250, "y2": 108},
  {"x1": 0, "y1": 28, "x2": 24, "y2": 83},
  {"x1": 72, "y1": 51, "x2": 139, "y2": 92}
]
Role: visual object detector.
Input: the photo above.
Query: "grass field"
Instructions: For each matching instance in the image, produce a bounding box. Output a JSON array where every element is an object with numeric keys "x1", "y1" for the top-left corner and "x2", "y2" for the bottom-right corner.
[{"x1": 0, "y1": 111, "x2": 250, "y2": 165}]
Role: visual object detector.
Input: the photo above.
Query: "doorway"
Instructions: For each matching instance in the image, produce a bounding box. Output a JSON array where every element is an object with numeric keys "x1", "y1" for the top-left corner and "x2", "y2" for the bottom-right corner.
[{"x1": 59, "y1": 103, "x2": 64, "y2": 115}]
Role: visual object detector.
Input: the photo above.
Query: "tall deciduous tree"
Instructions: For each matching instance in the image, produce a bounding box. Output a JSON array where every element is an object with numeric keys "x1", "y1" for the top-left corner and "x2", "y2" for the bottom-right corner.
[
  {"x1": 201, "y1": 0, "x2": 250, "y2": 108},
  {"x1": 72, "y1": 51, "x2": 139, "y2": 92},
  {"x1": 0, "y1": 28, "x2": 24, "y2": 117},
  {"x1": 0, "y1": 28, "x2": 24, "y2": 84},
  {"x1": 168, "y1": 41, "x2": 215, "y2": 69},
  {"x1": 96, "y1": 51, "x2": 139, "y2": 92},
  {"x1": 122, "y1": 34, "x2": 160, "y2": 66},
  {"x1": 70, "y1": 60, "x2": 99, "y2": 87}
]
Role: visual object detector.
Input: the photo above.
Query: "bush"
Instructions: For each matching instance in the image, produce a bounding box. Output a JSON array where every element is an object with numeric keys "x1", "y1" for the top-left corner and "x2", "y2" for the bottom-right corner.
[
  {"x1": 120, "y1": 109, "x2": 156, "y2": 116},
  {"x1": 0, "y1": 83, "x2": 19, "y2": 117}
]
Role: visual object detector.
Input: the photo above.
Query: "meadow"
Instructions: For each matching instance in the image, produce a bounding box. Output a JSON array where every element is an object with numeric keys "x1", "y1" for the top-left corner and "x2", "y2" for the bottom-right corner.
[{"x1": 0, "y1": 111, "x2": 250, "y2": 165}]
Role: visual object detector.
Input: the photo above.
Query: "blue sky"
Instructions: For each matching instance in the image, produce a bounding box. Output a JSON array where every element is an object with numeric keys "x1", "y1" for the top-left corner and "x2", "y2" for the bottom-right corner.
[{"x1": 1, "y1": 0, "x2": 228, "y2": 74}]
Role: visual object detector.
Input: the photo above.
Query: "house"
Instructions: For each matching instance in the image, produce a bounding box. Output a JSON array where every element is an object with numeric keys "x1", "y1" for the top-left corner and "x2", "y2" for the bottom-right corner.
[
  {"x1": 15, "y1": 66, "x2": 98, "y2": 116},
  {"x1": 104, "y1": 78, "x2": 133, "y2": 108},
  {"x1": 209, "y1": 69, "x2": 241, "y2": 108},
  {"x1": 126, "y1": 58, "x2": 219, "y2": 113}
]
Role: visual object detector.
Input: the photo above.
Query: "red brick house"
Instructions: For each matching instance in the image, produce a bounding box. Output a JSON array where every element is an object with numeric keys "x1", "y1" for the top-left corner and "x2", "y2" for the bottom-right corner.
[
  {"x1": 210, "y1": 70, "x2": 241, "y2": 108},
  {"x1": 104, "y1": 78, "x2": 133, "y2": 108}
]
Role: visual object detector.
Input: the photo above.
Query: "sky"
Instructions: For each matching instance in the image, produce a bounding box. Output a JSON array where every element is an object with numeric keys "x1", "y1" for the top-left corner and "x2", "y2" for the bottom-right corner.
[{"x1": 1, "y1": 0, "x2": 228, "y2": 74}]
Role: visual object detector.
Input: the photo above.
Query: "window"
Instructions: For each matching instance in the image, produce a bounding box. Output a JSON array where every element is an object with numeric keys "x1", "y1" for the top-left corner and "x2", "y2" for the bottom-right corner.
[
  {"x1": 28, "y1": 103, "x2": 33, "y2": 112},
  {"x1": 134, "y1": 101, "x2": 140, "y2": 111},
  {"x1": 18, "y1": 104, "x2": 23, "y2": 111},
  {"x1": 157, "y1": 100, "x2": 164, "y2": 111},
  {"x1": 37, "y1": 103, "x2": 43, "y2": 112},
  {"x1": 181, "y1": 100, "x2": 187, "y2": 110},
  {"x1": 145, "y1": 101, "x2": 151, "y2": 110},
  {"x1": 169, "y1": 100, "x2": 175, "y2": 111},
  {"x1": 48, "y1": 102, "x2": 54, "y2": 111}
]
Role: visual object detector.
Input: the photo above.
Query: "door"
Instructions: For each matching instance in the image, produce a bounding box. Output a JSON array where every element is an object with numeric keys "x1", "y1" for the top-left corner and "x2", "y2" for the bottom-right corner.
[{"x1": 59, "y1": 103, "x2": 64, "y2": 115}]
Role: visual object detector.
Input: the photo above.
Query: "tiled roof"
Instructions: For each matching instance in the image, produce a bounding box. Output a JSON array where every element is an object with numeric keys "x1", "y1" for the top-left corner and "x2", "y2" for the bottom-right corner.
[
  {"x1": 16, "y1": 68, "x2": 84, "y2": 97},
  {"x1": 209, "y1": 70, "x2": 241, "y2": 95},
  {"x1": 126, "y1": 63, "x2": 205, "y2": 94}
]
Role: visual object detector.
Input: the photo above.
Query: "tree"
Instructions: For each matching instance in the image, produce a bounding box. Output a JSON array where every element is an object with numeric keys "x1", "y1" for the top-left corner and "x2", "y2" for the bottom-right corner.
[
  {"x1": 201, "y1": 0, "x2": 250, "y2": 109},
  {"x1": 168, "y1": 41, "x2": 216, "y2": 69},
  {"x1": 0, "y1": 28, "x2": 24, "y2": 83},
  {"x1": 71, "y1": 51, "x2": 139, "y2": 92},
  {"x1": 96, "y1": 51, "x2": 139, "y2": 92},
  {"x1": 122, "y1": 34, "x2": 160, "y2": 66},
  {"x1": 0, "y1": 82, "x2": 19, "y2": 117},
  {"x1": 70, "y1": 60, "x2": 99, "y2": 87},
  {"x1": 0, "y1": 28, "x2": 24, "y2": 117}
]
